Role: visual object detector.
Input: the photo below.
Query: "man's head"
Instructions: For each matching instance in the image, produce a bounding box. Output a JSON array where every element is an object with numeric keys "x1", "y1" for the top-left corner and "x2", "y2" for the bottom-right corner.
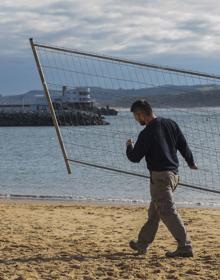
[{"x1": 130, "y1": 100, "x2": 154, "y2": 125}]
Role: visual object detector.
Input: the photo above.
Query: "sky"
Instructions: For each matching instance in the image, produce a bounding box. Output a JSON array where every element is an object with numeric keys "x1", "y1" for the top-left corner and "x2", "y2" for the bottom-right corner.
[{"x1": 0, "y1": 0, "x2": 220, "y2": 95}]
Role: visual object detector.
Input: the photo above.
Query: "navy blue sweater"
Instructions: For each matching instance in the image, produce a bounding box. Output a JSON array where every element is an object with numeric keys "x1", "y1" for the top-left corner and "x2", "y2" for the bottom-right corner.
[{"x1": 126, "y1": 117, "x2": 195, "y2": 173}]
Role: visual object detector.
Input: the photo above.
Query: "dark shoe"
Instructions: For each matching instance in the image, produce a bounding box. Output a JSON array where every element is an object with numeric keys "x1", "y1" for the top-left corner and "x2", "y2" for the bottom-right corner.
[
  {"x1": 165, "y1": 248, "x2": 193, "y2": 258},
  {"x1": 129, "y1": 240, "x2": 147, "y2": 255}
]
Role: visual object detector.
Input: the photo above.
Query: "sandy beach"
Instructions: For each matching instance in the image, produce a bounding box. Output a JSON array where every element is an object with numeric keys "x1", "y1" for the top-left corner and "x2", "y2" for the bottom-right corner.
[{"x1": 0, "y1": 199, "x2": 219, "y2": 280}]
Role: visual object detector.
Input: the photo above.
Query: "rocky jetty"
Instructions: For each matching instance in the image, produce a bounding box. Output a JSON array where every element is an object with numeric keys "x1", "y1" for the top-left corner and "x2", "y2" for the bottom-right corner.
[
  {"x1": 0, "y1": 111, "x2": 109, "y2": 126},
  {"x1": 95, "y1": 105, "x2": 118, "y2": 116}
]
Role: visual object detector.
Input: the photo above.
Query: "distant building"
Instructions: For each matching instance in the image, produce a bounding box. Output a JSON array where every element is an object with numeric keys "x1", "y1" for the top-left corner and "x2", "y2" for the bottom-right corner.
[
  {"x1": 54, "y1": 87, "x2": 93, "y2": 110},
  {"x1": 0, "y1": 87, "x2": 93, "y2": 113}
]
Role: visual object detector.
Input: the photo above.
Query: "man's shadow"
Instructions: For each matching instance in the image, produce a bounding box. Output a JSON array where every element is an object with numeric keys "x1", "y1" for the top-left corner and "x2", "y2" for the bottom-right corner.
[{"x1": 0, "y1": 250, "x2": 163, "y2": 265}]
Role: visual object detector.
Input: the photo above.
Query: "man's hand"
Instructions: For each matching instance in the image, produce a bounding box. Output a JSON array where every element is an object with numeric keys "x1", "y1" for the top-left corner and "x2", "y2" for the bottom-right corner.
[
  {"x1": 189, "y1": 163, "x2": 198, "y2": 170},
  {"x1": 126, "y1": 139, "x2": 134, "y2": 147}
]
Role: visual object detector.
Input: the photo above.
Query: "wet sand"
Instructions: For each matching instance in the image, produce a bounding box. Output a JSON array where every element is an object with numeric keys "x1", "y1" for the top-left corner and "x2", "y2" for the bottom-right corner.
[{"x1": 0, "y1": 199, "x2": 219, "y2": 280}]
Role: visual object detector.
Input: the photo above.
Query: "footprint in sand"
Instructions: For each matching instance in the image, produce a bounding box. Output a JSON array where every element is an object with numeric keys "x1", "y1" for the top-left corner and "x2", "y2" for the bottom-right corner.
[{"x1": 185, "y1": 269, "x2": 200, "y2": 275}]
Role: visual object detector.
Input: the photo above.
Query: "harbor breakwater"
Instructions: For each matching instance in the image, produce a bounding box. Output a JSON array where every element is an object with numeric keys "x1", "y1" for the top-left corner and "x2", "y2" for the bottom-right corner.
[{"x1": 0, "y1": 111, "x2": 109, "y2": 126}]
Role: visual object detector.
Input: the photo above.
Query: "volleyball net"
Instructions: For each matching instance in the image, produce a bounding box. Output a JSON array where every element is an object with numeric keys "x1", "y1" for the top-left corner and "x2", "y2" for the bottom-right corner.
[{"x1": 30, "y1": 38, "x2": 220, "y2": 195}]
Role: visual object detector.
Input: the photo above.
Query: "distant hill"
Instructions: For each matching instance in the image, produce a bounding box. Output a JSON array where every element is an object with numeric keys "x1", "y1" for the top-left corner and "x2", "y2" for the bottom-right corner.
[
  {"x1": 0, "y1": 85, "x2": 220, "y2": 108},
  {"x1": 89, "y1": 84, "x2": 220, "y2": 107}
]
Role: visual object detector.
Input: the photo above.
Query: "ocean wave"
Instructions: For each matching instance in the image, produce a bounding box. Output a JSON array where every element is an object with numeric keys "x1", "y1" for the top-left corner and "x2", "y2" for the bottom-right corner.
[{"x1": 0, "y1": 193, "x2": 219, "y2": 208}]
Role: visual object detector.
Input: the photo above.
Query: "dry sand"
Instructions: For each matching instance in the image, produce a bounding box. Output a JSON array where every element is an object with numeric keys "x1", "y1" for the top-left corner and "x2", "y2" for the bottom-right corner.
[{"x1": 0, "y1": 199, "x2": 219, "y2": 280}]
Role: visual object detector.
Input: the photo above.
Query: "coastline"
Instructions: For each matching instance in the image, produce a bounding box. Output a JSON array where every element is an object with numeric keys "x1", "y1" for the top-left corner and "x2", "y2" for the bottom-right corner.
[{"x1": 0, "y1": 194, "x2": 220, "y2": 209}]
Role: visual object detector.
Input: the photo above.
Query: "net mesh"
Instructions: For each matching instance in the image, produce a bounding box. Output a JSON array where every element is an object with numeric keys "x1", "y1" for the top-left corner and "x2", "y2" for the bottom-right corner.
[{"x1": 32, "y1": 42, "x2": 220, "y2": 194}]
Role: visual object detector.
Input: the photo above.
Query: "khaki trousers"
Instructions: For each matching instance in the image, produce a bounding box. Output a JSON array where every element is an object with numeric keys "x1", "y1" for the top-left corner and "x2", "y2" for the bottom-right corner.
[{"x1": 138, "y1": 171, "x2": 192, "y2": 249}]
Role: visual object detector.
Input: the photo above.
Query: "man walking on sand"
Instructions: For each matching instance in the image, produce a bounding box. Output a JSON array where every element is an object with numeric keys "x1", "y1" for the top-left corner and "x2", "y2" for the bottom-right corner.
[{"x1": 126, "y1": 100, "x2": 198, "y2": 258}]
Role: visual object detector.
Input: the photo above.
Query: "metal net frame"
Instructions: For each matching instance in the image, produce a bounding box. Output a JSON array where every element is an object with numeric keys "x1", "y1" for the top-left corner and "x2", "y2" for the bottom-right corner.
[{"x1": 30, "y1": 38, "x2": 220, "y2": 195}]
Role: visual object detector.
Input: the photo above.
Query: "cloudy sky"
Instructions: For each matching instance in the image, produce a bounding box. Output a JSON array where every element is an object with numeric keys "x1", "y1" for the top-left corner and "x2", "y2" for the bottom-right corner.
[{"x1": 1, "y1": 0, "x2": 220, "y2": 95}]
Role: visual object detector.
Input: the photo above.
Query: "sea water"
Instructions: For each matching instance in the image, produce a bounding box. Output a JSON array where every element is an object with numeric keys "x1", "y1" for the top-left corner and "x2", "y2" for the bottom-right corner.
[{"x1": 0, "y1": 108, "x2": 219, "y2": 207}]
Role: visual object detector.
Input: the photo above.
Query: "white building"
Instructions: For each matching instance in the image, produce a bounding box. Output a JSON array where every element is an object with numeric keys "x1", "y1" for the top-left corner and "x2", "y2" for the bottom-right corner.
[{"x1": 0, "y1": 87, "x2": 93, "y2": 113}]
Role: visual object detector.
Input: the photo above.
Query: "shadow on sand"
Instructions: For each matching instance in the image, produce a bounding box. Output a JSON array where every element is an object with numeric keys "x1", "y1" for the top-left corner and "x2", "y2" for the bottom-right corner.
[{"x1": 0, "y1": 250, "x2": 164, "y2": 265}]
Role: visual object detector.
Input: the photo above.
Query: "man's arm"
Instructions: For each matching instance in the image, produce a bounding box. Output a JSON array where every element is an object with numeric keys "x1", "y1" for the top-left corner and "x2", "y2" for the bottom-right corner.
[
  {"x1": 175, "y1": 124, "x2": 197, "y2": 169},
  {"x1": 126, "y1": 131, "x2": 147, "y2": 163}
]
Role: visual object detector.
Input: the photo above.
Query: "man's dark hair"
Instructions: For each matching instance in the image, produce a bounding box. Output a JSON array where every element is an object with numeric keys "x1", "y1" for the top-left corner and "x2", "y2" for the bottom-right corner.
[{"x1": 130, "y1": 100, "x2": 152, "y2": 115}]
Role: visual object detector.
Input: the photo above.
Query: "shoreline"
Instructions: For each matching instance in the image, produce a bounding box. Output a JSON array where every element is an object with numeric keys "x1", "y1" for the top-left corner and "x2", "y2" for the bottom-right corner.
[{"x1": 0, "y1": 195, "x2": 219, "y2": 209}]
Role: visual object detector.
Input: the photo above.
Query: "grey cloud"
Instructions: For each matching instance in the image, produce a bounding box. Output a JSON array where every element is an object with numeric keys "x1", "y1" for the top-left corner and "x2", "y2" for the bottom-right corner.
[
  {"x1": 1, "y1": 0, "x2": 220, "y2": 59},
  {"x1": 178, "y1": 19, "x2": 210, "y2": 31},
  {"x1": 1, "y1": 0, "x2": 220, "y2": 95}
]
